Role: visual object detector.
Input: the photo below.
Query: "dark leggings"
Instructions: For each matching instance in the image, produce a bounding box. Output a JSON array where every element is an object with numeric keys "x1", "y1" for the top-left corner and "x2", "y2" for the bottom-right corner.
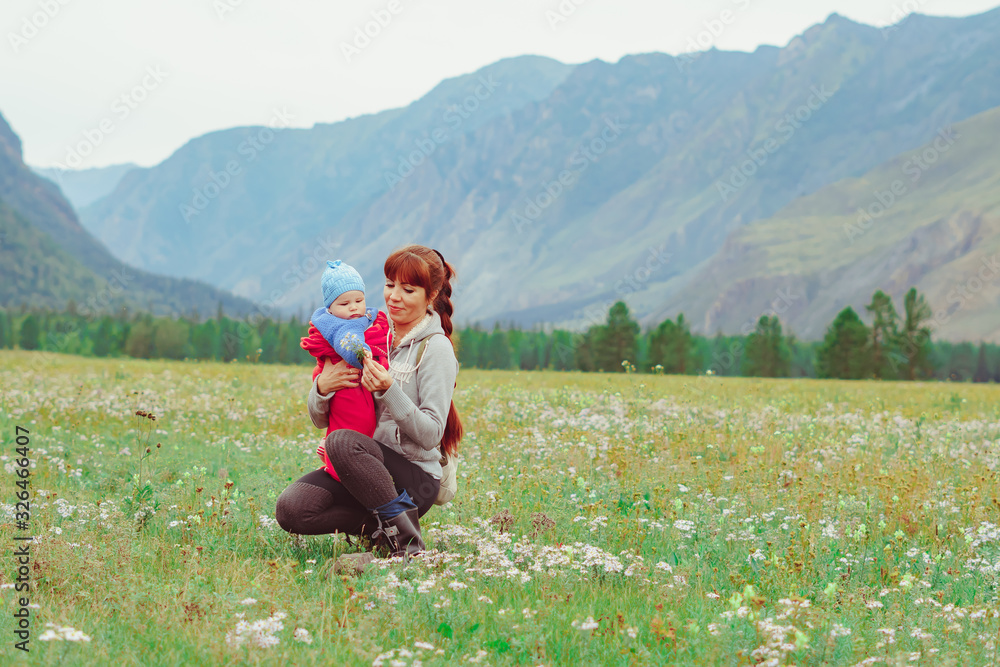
[{"x1": 274, "y1": 429, "x2": 440, "y2": 536}]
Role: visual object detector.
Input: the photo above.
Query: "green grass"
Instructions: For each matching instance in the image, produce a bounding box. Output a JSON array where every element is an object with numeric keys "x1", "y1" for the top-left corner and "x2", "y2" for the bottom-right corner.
[{"x1": 2, "y1": 351, "x2": 1000, "y2": 665}]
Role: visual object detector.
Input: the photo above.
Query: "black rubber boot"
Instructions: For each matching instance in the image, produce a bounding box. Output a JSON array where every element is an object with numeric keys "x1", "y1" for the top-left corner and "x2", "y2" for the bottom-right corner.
[{"x1": 371, "y1": 507, "x2": 425, "y2": 557}]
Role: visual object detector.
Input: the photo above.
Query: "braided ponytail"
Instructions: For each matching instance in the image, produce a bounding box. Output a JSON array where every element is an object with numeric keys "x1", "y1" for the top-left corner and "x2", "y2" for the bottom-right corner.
[
  {"x1": 432, "y1": 249, "x2": 455, "y2": 338},
  {"x1": 431, "y1": 249, "x2": 462, "y2": 456}
]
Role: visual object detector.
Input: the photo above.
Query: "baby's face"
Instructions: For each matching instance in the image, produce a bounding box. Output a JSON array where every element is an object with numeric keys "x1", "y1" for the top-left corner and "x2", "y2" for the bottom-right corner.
[{"x1": 327, "y1": 290, "x2": 366, "y2": 319}]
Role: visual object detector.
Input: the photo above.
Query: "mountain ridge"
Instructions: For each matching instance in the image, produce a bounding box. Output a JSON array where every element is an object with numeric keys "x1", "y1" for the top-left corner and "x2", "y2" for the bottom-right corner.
[
  {"x1": 0, "y1": 112, "x2": 256, "y2": 317},
  {"x1": 661, "y1": 106, "x2": 1000, "y2": 342},
  {"x1": 73, "y1": 8, "x2": 1000, "y2": 339},
  {"x1": 32, "y1": 163, "x2": 137, "y2": 210}
]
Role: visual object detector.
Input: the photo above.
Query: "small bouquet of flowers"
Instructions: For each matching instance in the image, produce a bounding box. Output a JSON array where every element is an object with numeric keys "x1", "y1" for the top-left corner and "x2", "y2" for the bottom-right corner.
[{"x1": 339, "y1": 332, "x2": 367, "y2": 362}]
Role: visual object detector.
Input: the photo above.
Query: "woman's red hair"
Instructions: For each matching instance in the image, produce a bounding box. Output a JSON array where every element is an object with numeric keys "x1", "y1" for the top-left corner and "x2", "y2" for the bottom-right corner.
[{"x1": 384, "y1": 245, "x2": 463, "y2": 456}]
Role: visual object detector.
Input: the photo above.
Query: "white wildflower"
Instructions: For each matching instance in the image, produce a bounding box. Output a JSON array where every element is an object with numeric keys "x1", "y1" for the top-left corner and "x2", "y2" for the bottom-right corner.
[{"x1": 39, "y1": 624, "x2": 92, "y2": 642}]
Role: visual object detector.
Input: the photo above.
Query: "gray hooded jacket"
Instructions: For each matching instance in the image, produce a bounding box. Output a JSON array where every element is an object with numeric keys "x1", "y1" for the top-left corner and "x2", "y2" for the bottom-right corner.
[{"x1": 308, "y1": 309, "x2": 458, "y2": 479}]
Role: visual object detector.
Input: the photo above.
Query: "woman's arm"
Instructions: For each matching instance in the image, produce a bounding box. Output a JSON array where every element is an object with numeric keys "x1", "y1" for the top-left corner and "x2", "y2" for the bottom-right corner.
[
  {"x1": 307, "y1": 359, "x2": 362, "y2": 428},
  {"x1": 307, "y1": 379, "x2": 334, "y2": 428},
  {"x1": 371, "y1": 336, "x2": 458, "y2": 450}
]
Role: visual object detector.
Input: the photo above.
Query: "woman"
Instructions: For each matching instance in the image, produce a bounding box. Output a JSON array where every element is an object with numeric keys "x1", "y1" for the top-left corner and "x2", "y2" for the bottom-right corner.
[{"x1": 274, "y1": 244, "x2": 462, "y2": 558}]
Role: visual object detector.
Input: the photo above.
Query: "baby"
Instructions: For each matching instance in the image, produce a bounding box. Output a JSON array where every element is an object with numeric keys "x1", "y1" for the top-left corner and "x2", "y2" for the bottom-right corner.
[{"x1": 300, "y1": 259, "x2": 390, "y2": 480}]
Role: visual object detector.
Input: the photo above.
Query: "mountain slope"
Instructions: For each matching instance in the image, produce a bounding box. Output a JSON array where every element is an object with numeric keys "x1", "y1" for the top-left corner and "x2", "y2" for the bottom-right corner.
[
  {"x1": 320, "y1": 9, "x2": 1000, "y2": 328},
  {"x1": 661, "y1": 105, "x2": 1000, "y2": 342},
  {"x1": 80, "y1": 55, "x2": 575, "y2": 293},
  {"x1": 32, "y1": 163, "x2": 137, "y2": 210},
  {"x1": 0, "y1": 112, "x2": 255, "y2": 316},
  {"x1": 76, "y1": 9, "x2": 1000, "y2": 335},
  {"x1": 0, "y1": 199, "x2": 104, "y2": 305}
]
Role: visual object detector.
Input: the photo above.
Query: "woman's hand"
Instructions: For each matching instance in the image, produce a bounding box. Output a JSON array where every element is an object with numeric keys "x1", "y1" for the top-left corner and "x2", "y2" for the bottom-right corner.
[
  {"x1": 361, "y1": 355, "x2": 393, "y2": 393},
  {"x1": 316, "y1": 358, "x2": 361, "y2": 395}
]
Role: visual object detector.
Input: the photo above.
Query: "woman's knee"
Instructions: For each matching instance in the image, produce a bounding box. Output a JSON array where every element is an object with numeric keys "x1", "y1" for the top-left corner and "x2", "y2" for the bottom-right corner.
[
  {"x1": 326, "y1": 429, "x2": 380, "y2": 469},
  {"x1": 274, "y1": 482, "x2": 330, "y2": 533},
  {"x1": 274, "y1": 496, "x2": 297, "y2": 533},
  {"x1": 274, "y1": 487, "x2": 301, "y2": 533}
]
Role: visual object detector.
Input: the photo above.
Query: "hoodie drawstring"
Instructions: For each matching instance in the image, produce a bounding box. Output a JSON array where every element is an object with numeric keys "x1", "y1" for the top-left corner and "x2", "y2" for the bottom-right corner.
[{"x1": 385, "y1": 313, "x2": 433, "y2": 384}]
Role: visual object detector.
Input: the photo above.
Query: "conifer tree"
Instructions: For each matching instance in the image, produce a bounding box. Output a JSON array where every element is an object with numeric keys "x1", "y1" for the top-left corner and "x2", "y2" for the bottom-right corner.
[
  {"x1": 649, "y1": 313, "x2": 696, "y2": 373},
  {"x1": 947, "y1": 342, "x2": 976, "y2": 381},
  {"x1": 575, "y1": 327, "x2": 601, "y2": 372},
  {"x1": 125, "y1": 318, "x2": 154, "y2": 359},
  {"x1": 93, "y1": 316, "x2": 114, "y2": 357},
  {"x1": 898, "y1": 288, "x2": 933, "y2": 380},
  {"x1": 518, "y1": 332, "x2": 542, "y2": 370},
  {"x1": 193, "y1": 319, "x2": 218, "y2": 360},
  {"x1": 507, "y1": 327, "x2": 524, "y2": 369},
  {"x1": 816, "y1": 307, "x2": 872, "y2": 379},
  {"x1": 742, "y1": 315, "x2": 791, "y2": 377},
  {"x1": 486, "y1": 323, "x2": 512, "y2": 369},
  {"x1": 18, "y1": 314, "x2": 40, "y2": 350},
  {"x1": 153, "y1": 319, "x2": 190, "y2": 360},
  {"x1": 456, "y1": 325, "x2": 484, "y2": 369},
  {"x1": 865, "y1": 290, "x2": 899, "y2": 379},
  {"x1": 258, "y1": 319, "x2": 279, "y2": 362},
  {"x1": 597, "y1": 301, "x2": 638, "y2": 371},
  {"x1": 973, "y1": 343, "x2": 991, "y2": 383},
  {"x1": 549, "y1": 330, "x2": 576, "y2": 370}
]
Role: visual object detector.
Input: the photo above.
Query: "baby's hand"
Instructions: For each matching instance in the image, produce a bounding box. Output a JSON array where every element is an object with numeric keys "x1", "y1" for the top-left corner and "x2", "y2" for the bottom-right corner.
[{"x1": 316, "y1": 443, "x2": 326, "y2": 460}]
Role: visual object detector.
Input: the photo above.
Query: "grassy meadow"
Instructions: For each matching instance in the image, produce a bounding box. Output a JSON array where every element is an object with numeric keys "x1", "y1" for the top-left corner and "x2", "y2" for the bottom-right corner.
[{"x1": 2, "y1": 350, "x2": 1000, "y2": 665}]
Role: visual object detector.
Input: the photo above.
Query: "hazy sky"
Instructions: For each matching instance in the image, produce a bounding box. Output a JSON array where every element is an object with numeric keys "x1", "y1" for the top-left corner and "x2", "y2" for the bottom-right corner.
[{"x1": 3, "y1": 0, "x2": 998, "y2": 169}]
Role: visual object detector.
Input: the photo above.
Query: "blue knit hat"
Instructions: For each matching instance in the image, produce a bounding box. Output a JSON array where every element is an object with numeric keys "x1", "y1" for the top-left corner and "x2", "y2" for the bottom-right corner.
[{"x1": 322, "y1": 260, "x2": 366, "y2": 308}]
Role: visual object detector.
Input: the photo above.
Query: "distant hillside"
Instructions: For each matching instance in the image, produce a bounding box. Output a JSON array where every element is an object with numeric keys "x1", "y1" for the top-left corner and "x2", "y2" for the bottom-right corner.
[
  {"x1": 76, "y1": 11, "x2": 1000, "y2": 339},
  {"x1": 33, "y1": 163, "x2": 137, "y2": 210},
  {"x1": 80, "y1": 55, "x2": 576, "y2": 299},
  {"x1": 0, "y1": 112, "x2": 255, "y2": 316},
  {"x1": 658, "y1": 105, "x2": 1000, "y2": 342},
  {"x1": 0, "y1": 199, "x2": 103, "y2": 305}
]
